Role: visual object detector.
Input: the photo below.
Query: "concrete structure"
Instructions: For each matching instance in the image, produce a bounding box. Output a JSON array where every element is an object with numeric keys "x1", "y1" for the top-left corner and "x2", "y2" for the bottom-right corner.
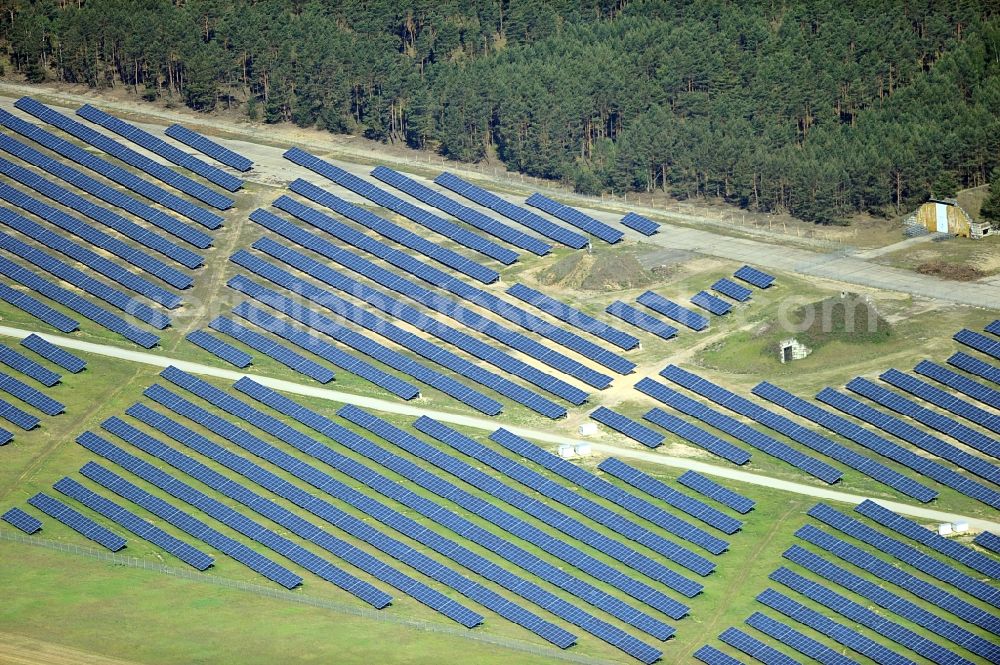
[
  {"x1": 779, "y1": 338, "x2": 811, "y2": 363},
  {"x1": 557, "y1": 444, "x2": 576, "y2": 459},
  {"x1": 578, "y1": 422, "x2": 598, "y2": 437},
  {"x1": 574, "y1": 443, "x2": 593, "y2": 457},
  {"x1": 913, "y1": 199, "x2": 991, "y2": 238}
]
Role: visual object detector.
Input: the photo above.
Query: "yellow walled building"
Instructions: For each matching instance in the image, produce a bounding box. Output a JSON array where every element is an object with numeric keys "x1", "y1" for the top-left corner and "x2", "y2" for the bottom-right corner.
[{"x1": 914, "y1": 198, "x2": 992, "y2": 238}]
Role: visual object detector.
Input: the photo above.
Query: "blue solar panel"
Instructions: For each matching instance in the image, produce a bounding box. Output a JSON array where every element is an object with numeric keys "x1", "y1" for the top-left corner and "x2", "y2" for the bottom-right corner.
[
  {"x1": 0, "y1": 230, "x2": 171, "y2": 330},
  {"x1": 846, "y1": 376, "x2": 1000, "y2": 459},
  {"x1": 734, "y1": 265, "x2": 775, "y2": 288},
  {"x1": 642, "y1": 404, "x2": 752, "y2": 466},
  {"x1": 413, "y1": 416, "x2": 695, "y2": 613},
  {"x1": 0, "y1": 396, "x2": 40, "y2": 430},
  {"x1": 14, "y1": 97, "x2": 233, "y2": 210},
  {"x1": 0, "y1": 370, "x2": 63, "y2": 415},
  {"x1": 1, "y1": 507, "x2": 42, "y2": 534},
  {"x1": 745, "y1": 612, "x2": 859, "y2": 665},
  {"x1": 590, "y1": 407, "x2": 664, "y2": 448},
  {"x1": 208, "y1": 317, "x2": 334, "y2": 383},
  {"x1": 718, "y1": 626, "x2": 802, "y2": 665},
  {"x1": 76, "y1": 104, "x2": 243, "y2": 191},
  {"x1": 620, "y1": 212, "x2": 659, "y2": 236},
  {"x1": 636, "y1": 291, "x2": 709, "y2": 331},
  {"x1": 524, "y1": 192, "x2": 624, "y2": 244},
  {"x1": 370, "y1": 166, "x2": 551, "y2": 256},
  {"x1": 283, "y1": 150, "x2": 517, "y2": 265},
  {"x1": 598, "y1": 459, "x2": 743, "y2": 534},
  {"x1": 434, "y1": 172, "x2": 589, "y2": 248},
  {"x1": 974, "y1": 531, "x2": 1000, "y2": 555},
  {"x1": 20, "y1": 334, "x2": 86, "y2": 373},
  {"x1": 0, "y1": 106, "x2": 223, "y2": 229},
  {"x1": 677, "y1": 471, "x2": 755, "y2": 514},
  {"x1": 947, "y1": 351, "x2": 1000, "y2": 386},
  {"x1": 80, "y1": 461, "x2": 302, "y2": 588},
  {"x1": 0, "y1": 282, "x2": 78, "y2": 333},
  {"x1": 0, "y1": 343, "x2": 60, "y2": 387},
  {"x1": 340, "y1": 406, "x2": 678, "y2": 641},
  {"x1": 807, "y1": 503, "x2": 1000, "y2": 608},
  {"x1": 164, "y1": 124, "x2": 253, "y2": 171},
  {"x1": 27, "y1": 491, "x2": 126, "y2": 550},
  {"x1": 0, "y1": 186, "x2": 192, "y2": 295},
  {"x1": 954, "y1": 328, "x2": 1000, "y2": 360},
  {"x1": 690, "y1": 290, "x2": 733, "y2": 316},
  {"x1": 185, "y1": 329, "x2": 252, "y2": 368},
  {"x1": 854, "y1": 500, "x2": 1000, "y2": 579},
  {"x1": 0, "y1": 144, "x2": 211, "y2": 256},
  {"x1": 53, "y1": 476, "x2": 214, "y2": 570},
  {"x1": 914, "y1": 359, "x2": 1000, "y2": 411},
  {"x1": 879, "y1": 368, "x2": 1000, "y2": 439},
  {"x1": 0, "y1": 426, "x2": 11, "y2": 445},
  {"x1": 694, "y1": 645, "x2": 747, "y2": 665},
  {"x1": 712, "y1": 278, "x2": 753, "y2": 302},
  {"x1": 230, "y1": 302, "x2": 418, "y2": 400},
  {"x1": 796, "y1": 524, "x2": 1000, "y2": 636},
  {"x1": 606, "y1": 301, "x2": 678, "y2": 340},
  {"x1": 505, "y1": 283, "x2": 640, "y2": 350}
]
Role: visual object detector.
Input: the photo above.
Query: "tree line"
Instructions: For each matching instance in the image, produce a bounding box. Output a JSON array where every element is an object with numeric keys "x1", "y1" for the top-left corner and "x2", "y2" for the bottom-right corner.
[{"x1": 3, "y1": 0, "x2": 999, "y2": 225}]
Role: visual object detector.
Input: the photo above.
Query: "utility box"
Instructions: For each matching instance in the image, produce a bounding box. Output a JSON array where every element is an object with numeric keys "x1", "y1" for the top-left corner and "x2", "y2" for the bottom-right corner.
[
  {"x1": 574, "y1": 443, "x2": 592, "y2": 457},
  {"x1": 953, "y1": 521, "x2": 969, "y2": 533},
  {"x1": 937, "y1": 523, "x2": 954, "y2": 536},
  {"x1": 557, "y1": 444, "x2": 576, "y2": 459},
  {"x1": 578, "y1": 422, "x2": 598, "y2": 437}
]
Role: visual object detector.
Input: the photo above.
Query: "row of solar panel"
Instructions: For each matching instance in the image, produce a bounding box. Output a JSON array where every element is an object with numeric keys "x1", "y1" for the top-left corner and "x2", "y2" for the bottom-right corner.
[
  {"x1": 165, "y1": 124, "x2": 253, "y2": 171},
  {"x1": 15, "y1": 97, "x2": 234, "y2": 210},
  {"x1": 607, "y1": 301, "x2": 678, "y2": 340},
  {"x1": 0, "y1": 106, "x2": 224, "y2": 228},
  {"x1": 506, "y1": 283, "x2": 640, "y2": 350},
  {"x1": 620, "y1": 212, "x2": 659, "y2": 235},
  {"x1": 185, "y1": 329, "x2": 252, "y2": 368},
  {"x1": 76, "y1": 104, "x2": 244, "y2": 192},
  {"x1": 954, "y1": 328, "x2": 1000, "y2": 360},
  {"x1": 0, "y1": 342, "x2": 60, "y2": 386},
  {"x1": 525, "y1": 192, "x2": 624, "y2": 244},
  {"x1": 642, "y1": 403, "x2": 752, "y2": 465},
  {"x1": 1, "y1": 506, "x2": 42, "y2": 533},
  {"x1": 209, "y1": 316, "x2": 334, "y2": 383},
  {"x1": 0, "y1": 282, "x2": 78, "y2": 333},
  {"x1": 371, "y1": 165, "x2": 552, "y2": 256},
  {"x1": 0, "y1": 138, "x2": 212, "y2": 255}
]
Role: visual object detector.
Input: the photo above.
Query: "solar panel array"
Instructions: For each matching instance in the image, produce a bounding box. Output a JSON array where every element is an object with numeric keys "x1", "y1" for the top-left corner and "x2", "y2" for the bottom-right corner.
[
  {"x1": 249, "y1": 204, "x2": 614, "y2": 390},
  {"x1": 590, "y1": 406, "x2": 664, "y2": 448},
  {"x1": 915, "y1": 359, "x2": 1000, "y2": 409},
  {"x1": 947, "y1": 351, "x2": 1000, "y2": 386},
  {"x1": 744, "y1": 612, "x2": 859, "y2": 665},
  {"x1": 694, "y1": 644, "x2": 747, "y2": 665},
  {"x1": 0, "y1": 425, "x2": 11, "y2": 445},
  {"x1": 734, "y1": 265, "x2": 775, "y2": 288},
  {"x1": 283, "y1": 149, "x2": 518, "y2": 265},
  {"x1": 413, "y1": 416, "x2": 700, "y2": 608},
  {"x1": 80, "y1": 460, "x2": 301, "y2": 588},
  {"x1": 986, "y1": 319, "x2": 1000, "y2": 336},
  {"x1": 0, "y1": 396, "x2": 40, "y2": 430},
  {"x1": 524, "y1": 192, "x2": 624, "y2": 244},
  {"x1": 718, "y1": 626, "x2": 802, "y2": 665},
  {"x1": 691, "y1": 290, "x2": 733, "y2": 316},
  {"x1": 641, "y1": 401, "x2": 752, "y2": 465},
  {"x1": 807, "y1": 503, "x2": 1000, "y2": 607},
  {"x1": 795, "y1": 524, "x2": 1000, "y2": 635},
  {"x1": 0, "y1": 107, "x2": 223, "y2": 229},
  {"x1": 712, "y1": 278, "x2": 753, "y2": 302},
  {"x1": 0, "y1": 282, "x2": 78, "y2": 333},
  {"x1": 0, "y1": 370, "x2": 64, "y2": 415},
  {"x1": 80, "y1": 428, "x2": 396, "y2": 610},
  {"x1": 27, "y1": 492, "x2": 126, "y2": 551},
  {"x1": 853, "y1": 500, "x2": 1000, "y2": 578},
  {"x1": 53, "y1": 476, "x2": 214, "y2": 570},
  {"x1": 14, "y1": 97, "x2": 234, "y2": 210},
  {"x1": 434, "y1": 171, "x2": 589, "y2": 248},
  {"x1": 506, "y1": 283, "x2": 640, "y2": 350},
  {"x1": 21, "y1": 335, "x2": 86, "y2": 373},
  {"x1": 489, "y1": 427, "x2": 719, "y2": 569},
  {"x1": 636, "y1": 291, "x2": 709, "y2": 331},
  {"x1": 846, "y1": 377, "x2": 1000, "y2": 458},
  {"x1": 233, "y1": 240, "x2": 576, "y2": 415},
  {"x1": 164, "y1": 124, "x2": 253, "y2": 171},
  {"x1": 285, "y1": 180, "x2": 501, "y2": 284},
  {"x1": 953, "y1": 328, "x2": 1000, "y2": 360},
  {"x1": 677, "y1": 471, "x2": 756, "y2": 514},
  {"x1": 230, "y1": 301, "x2": 419, "y2": 400},
  {"x1": 370, "y1": 166, "x2": 551, "y2": 255},
  {"x1": 878, "y1": 368, "x2": 1000, "y2": 439},
  {"x1": 598, "y1": 459, "x2": 743, "y2": 534},
  {"x1": 0, "y1": 343, "x2": 60, "y2": 386},
  {"x1": 974, "y1": 531, "x2": 1000, "y2": 554},
  {"x1": 653, "y1": 369, "x2": 842, "y2": 483},
  {"x1": 0, "y1": 185, "x2": 192, "y2": 294},
  {"x1": 0, "y1": 146, "x2": 211, "y2": 256},
  {"x1": 1, "y1": 506, "x2": 42, "y2": 534},
  {"x1": 0, "y1": 230, "x2": 171, "y2": 330},
  {"x1": 208, "y1": 317, "x2": 334, "y2": 383},
  {"x1": 756, "y1": 588, "x2": 911, "y2": 665},
  {"x1": 340, "y1": 406, "x2": 677, "y2": 643},
  {"x1": 812, "y1": 388, "x2": 1000, "y2": 508},
  {"x1": 76, "y1": 104, "x2": 243, "y2": 191},
  {"x1": 620, "y1": 212, "x2": 659, "y2": 235},
  {"x1": 606, "y1": 301, "x2": 678, "y2": 340},
  {"x1": 185, "y1": 330, "x2": 252, "y2": 368}
]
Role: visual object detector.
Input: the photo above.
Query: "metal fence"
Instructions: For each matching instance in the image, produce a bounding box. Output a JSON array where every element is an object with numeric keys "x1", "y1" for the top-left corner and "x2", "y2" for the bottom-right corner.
[{"x1": 0, "y1": 529, "x2": 620, "y2": 665}]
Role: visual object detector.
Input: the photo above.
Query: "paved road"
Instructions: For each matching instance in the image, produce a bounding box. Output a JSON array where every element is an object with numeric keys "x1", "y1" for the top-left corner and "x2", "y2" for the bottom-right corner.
[{"x1": 4, "y1": 325, "x2": 997, "y2": 531}]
